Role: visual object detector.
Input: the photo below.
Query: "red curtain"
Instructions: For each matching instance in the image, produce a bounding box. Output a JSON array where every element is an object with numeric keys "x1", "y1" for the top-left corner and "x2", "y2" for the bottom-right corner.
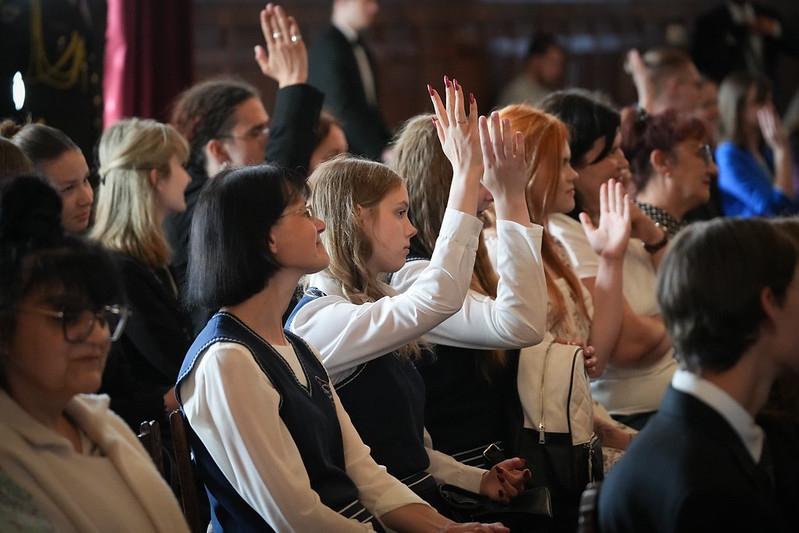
[{"x1": 104, "y1": 0, "x2": 193, "y2": 127}]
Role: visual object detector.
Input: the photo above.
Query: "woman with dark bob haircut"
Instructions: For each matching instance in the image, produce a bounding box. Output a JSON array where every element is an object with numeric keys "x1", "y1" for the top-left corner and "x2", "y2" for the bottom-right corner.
[
  {"x1": 0, "y1": 175, "x2": 188, "y2": 531},
  {"x1": 177, "y1": 163, "x2": 509, "y2": 532}
]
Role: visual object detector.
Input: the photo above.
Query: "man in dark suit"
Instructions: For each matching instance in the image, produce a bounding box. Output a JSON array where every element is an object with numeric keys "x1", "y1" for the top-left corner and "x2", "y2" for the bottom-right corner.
[
  {"x1": 308, "y1": 0, "x2": 390, "y2": 161},
  {"x1": 691, "y1": 1, "x2": 799, "y2": 88},
  {"x1": 598, "y1": 217, "x2": 796, "y2": 533}
]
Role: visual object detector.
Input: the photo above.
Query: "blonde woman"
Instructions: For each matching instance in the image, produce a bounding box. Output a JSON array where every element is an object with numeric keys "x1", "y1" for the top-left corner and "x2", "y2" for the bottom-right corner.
[
  {"x1": 90, "y1": 118, "x2": 194, "y2": 431},
  {"x1": 288, "y1": 80, "x2": 530, "y2": 514}
]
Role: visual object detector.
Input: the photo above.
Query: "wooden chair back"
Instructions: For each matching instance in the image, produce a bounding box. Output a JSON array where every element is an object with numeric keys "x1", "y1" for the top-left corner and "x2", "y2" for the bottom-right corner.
[
  {"x1": 169, "y1": 409, "x2": 209, "y2": 533},
  {"x1": 137, "y1": 419, "x2": 164, "y2": 475}
]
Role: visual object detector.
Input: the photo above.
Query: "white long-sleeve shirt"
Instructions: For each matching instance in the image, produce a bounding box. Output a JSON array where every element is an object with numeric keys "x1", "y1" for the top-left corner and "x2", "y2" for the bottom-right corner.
[
  {"x1": 390, "y1": 219, "x2": 546, "y2": 350},
  {"x1": 288, "y1": 208, "x2": 487, "y2": 491},
  {"x1": 180, "y1": 341, "x2": 427, "y2": 532}
]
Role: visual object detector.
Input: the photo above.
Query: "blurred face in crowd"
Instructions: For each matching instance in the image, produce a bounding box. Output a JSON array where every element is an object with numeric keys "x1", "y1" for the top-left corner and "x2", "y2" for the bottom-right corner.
[
  {"x1": 154, "y1": 155, "x2": 193, "y2": 219},
  {"x1": 575, "y1": 131, "x2": 629, "y2": 209},
  {"x1": 220, "y1": 97, "x2": 271, "y2": 169},
  {"x1": 668, "y1": 139, "x2": 717, "y2": 214},
  {"x1": 310, "y1": 124, "x2": 348, "y2": 172},
  {"x1": 335, "y1": 0, "x2": 379, "y2": 32},
  {"x1": 39, "y1": 149, "x2": 93, "y2": 234}
]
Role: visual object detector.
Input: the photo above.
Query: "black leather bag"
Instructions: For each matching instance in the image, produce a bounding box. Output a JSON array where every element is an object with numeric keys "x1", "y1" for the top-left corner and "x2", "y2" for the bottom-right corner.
[{"x1": 438, "y1": 483, "x2": 553, "y2": 532}]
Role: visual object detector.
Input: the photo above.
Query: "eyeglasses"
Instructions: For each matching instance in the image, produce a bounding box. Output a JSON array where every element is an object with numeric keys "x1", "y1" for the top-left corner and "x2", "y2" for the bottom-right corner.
[
  {"x1": 699, "y1": 144, "x2": 714, "y2": 166},
  {"x1": 280, "y1": 205, "x2": 315, "y2": 220},
  {"x1": 18, "y1": 304, "x2": 131, "y2": 343},
  {"x1": 218, "y1": 126, "x2": 270, "y2": 143}
]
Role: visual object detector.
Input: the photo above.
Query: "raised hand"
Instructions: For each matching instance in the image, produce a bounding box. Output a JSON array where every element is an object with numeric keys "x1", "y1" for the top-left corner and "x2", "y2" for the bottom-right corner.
[
  {"x1": 255, "y1": 3, "x2": 307, "y2": 87},
  {"x1": 625, "y1": 48, "x2": 654, "y2": 114},
  {"x1": 428, "y1": 76, "x2": 483, "y2": 215},
  {"x1": 757, "y1": 105, "x2": 789, "y2": 152},
  {"x1": 579, "y1": 178, "x2": 630, "y2": 260},
  {"x1": 478, "y1": 112, "x2": 530, "y2": 224}
]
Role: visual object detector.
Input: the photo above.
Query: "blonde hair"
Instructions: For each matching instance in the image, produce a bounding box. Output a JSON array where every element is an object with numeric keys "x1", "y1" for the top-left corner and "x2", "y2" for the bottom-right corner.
[
  {"x1": 310, "y1": 155, "x2": 421, "y2": 359},
  {"x1": 91, "y1": 118, "x2": 189, "y2": 268},
  {"x1": 498, "y1": 104, "x2": 590, "y2": 331},
  {"x1": 391, "y1": 114, "x2": 505, "y2": 376}
]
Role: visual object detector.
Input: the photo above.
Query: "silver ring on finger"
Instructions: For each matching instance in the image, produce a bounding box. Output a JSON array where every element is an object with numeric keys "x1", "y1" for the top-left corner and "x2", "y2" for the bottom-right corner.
[
  {"x1": 273, "y1": 32, "x2": 282, "y2": 39},
  {"x1": 456, "y1": 119, "x2": 468, "y2": 125},
  {"x1": 291, "y1": 34, "x2": 302, "y2": 43}
]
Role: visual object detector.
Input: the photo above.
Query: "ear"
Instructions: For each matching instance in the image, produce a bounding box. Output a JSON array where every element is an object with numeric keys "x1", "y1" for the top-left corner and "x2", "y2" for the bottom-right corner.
[
  {"x1": 267, "y1": 228, "x2": 279, "y2": 255},
  {"x1": 650, "y1": 148, "x2": 672, "y2": 177},
  {"x1": 149, "y1": 168, "x2": 160, "y2": 189},
  {"x1": 205, "y1": 139, "x2": 229, "y2": 167},
  {"x1": 759, "y1": 286, "x2": 780, "y2": 335}
]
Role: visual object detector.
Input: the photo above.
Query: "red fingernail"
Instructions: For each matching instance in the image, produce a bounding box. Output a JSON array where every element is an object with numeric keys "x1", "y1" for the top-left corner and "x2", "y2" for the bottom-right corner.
[
  {"x1": 454, "y1": 79, "x2": 460, "y2": 91},
  {"x1": 431, "y1": 117, "x2": 437, "y2": 125},
  {"x1": 427, "y1": 84, "x2": 434, "y2": 96},
  {"x1": 470, "y1": 92, "x2": 475, "y2": 104},
  {"x1": 444, "y1": 75, "x2": 451, "y2": 88}
]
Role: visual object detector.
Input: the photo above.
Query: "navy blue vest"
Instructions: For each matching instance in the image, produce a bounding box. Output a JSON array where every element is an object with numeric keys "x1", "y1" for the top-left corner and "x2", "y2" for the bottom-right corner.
[
  {"x1": 288, "y1": 290, "x2": 431, "y2": 480},
  {"x1": 176, "y1": 312, "x2": 382, "y2": 532}
]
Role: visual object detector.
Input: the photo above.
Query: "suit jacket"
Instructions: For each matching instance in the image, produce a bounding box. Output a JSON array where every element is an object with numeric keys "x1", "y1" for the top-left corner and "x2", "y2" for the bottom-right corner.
[
  {"x1": 598, "y1": 386, "x2": 789, "y2": 533},
  {"x1": 308, "y1": 25, "x2": 391, "y2": 161},
  {"x1": 691, "y1": 3, "x2": 799, "y2": 84}
]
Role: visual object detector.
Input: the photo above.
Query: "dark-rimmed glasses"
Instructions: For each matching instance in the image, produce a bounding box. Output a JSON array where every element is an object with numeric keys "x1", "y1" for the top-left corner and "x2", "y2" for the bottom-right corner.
[{"x1": 18, "y1": 304, "x2": 131, "y2": 343}]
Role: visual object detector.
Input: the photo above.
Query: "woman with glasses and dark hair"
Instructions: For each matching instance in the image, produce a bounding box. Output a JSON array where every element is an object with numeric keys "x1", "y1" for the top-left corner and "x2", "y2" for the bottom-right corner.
[
  {"x1": 177, "y1": 162, "x2": 509, "y2": 532},
  {"x1": 620, "y1": 107, "x2": 718, "y2": 238},
  {"x1": 0, "y1": 175, "x2": 188, "y2": 532},
  {"x1": 541, "y1": 90, "x2": 677, "y2": 431}
]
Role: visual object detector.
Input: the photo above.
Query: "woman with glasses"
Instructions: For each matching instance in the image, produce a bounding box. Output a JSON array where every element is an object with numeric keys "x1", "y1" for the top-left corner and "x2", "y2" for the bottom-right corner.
[
  {"x1": 0, "y1": 175, "x2": 189, "y2": 532},
  {"x1": 178, "y1": 162, "x2": 509, "y2": 532},
  {"x1": 89, "y1": 118, "x2": 194, "y2": 436},
  {"x1": 621, "y1": 108, "x2": 718, "y2": 238},
  {"x1": 541, "y1": 90, "x2": 677, "y2": 432}
]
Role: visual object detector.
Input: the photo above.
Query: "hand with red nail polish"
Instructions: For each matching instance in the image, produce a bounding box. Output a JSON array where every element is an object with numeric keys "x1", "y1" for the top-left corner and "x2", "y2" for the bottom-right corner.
[
  {"x1": 479, "y1": 457, "x2": 529, "y2": 504},
  {"x1": 427, "y1": 75, "x2": 483, "y2": 217}
]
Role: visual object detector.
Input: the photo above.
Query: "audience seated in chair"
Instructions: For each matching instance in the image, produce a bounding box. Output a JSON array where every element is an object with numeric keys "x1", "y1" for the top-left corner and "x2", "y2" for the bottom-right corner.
[{"x1": 598, "y1": 217, "x2": 795, "y2": 532}]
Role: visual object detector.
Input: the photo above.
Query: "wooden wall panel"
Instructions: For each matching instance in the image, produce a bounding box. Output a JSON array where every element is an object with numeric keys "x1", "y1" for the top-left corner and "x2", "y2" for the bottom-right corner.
[{"x1": 192, "y1": 0, "x2": 799, "y2": 135}]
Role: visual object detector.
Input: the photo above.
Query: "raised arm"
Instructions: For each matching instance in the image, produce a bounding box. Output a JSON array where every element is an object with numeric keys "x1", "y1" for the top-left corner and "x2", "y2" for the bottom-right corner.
[
  {"x1": 429, "y1": 76, "x2": 483, "y2": 217},
  {"x1": 579, "y1": 179, "x2": 629, "y2": 375},
  {"x1": 255, "y1": 3, "x2": 307, "y2": 87},
  {"x1": 758, "y1": 105, "x2": 794, "y2": 200}
]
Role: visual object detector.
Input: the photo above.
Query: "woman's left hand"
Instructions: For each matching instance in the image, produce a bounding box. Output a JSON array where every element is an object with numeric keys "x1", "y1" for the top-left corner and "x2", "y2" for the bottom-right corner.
[
  {"x1": 580, "y1": 178, "x2": 630, "y2": 260},
  {"x1": 255, "y1": 3, "x2": 308, "y2": 87},
  {"x1": 479, "y1": 457, "x2": 531, "y2": 504}
]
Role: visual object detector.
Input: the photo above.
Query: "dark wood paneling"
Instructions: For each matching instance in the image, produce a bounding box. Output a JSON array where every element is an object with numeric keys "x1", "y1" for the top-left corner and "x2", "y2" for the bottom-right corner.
[{"x1": 192, "y1": 0, "x2": 799, "y2": 134}]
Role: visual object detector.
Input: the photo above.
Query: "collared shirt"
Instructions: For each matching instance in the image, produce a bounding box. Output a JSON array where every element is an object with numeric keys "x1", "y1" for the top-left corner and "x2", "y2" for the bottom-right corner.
[{"x1": 672, "y1": 369, "x2": 765, "y2": 462}]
